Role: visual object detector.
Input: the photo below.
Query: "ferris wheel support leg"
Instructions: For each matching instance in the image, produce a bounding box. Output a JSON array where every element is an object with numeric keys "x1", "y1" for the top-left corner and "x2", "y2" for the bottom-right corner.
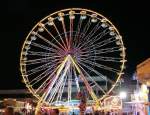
[
  {"x1": 35, "y1": 92, "x2": 47, "y2": 115},
  {"x1": 69, "y1": 55, "x2": 100, "y2": 107},
  {"x1": 35, "y1": 55, "x2": 70, "y2": 114}
]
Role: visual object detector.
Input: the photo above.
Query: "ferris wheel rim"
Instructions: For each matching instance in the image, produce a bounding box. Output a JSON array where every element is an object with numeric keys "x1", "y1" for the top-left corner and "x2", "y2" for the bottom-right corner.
[{"x1": 20, "y1": 8, "x2": 126, "y2": 104}]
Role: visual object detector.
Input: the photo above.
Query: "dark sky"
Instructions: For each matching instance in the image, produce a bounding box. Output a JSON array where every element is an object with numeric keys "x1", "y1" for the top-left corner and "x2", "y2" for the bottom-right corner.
[{"x1": 1, "y1": 0, "x2": 149, "y2": 89}]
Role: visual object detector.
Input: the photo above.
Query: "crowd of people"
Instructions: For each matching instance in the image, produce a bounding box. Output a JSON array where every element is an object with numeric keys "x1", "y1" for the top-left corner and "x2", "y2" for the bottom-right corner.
[
  {"x1": 2, "y1": 107, "x2": 60, "y2": 115},
  {"x1": 2, "y1": 107, "x2": 127, "y2": 115}
]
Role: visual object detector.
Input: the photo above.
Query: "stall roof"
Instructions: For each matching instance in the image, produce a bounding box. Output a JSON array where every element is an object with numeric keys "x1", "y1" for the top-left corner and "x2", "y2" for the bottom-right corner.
[{"x1": 137, "y1": 58, "x2": 150, "y2": 86}]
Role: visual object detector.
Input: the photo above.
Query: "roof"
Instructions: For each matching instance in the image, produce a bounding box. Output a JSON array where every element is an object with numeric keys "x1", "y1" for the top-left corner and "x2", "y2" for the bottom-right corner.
[{"x1": 137, "y1": 58, "x2": 150, "y2": 86}]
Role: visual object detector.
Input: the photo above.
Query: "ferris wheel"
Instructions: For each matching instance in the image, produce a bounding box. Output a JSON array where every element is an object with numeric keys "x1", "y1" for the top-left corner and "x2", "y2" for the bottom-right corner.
[{"x1": 20, "y1": 8, "x2": 126, "y2": 107}]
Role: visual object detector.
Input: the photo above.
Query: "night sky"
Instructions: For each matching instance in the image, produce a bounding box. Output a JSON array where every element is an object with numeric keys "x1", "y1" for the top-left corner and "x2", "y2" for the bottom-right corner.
[{"x1": 1, "y1": 0, "x2": 150, "y2": 89}]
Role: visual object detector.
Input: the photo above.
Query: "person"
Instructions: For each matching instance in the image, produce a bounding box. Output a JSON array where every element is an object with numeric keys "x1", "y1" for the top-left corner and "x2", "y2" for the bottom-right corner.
[
  {"x1": 4, "y1": 107, "x2": 14, "y2": 115},
  {"x1": 94, "y1": 111, "x2": 99, "y2": 115},
  {"x1": 36, "y1": 110, "x2": 42, "y2": 115},
  {"x1": 52, "y1": 109, "x2": 59, "y2": 115},
  {"x1": 72, "y1": 112, "x2": 76, "y2": 115},
  {"x1": 14, "y1": 112, "x2": 21, "y2": 115}
]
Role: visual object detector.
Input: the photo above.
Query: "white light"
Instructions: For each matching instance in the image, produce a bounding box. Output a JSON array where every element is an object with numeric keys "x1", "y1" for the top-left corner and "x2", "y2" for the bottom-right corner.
[
  {"x1": 31, "y1": 36, "x2": 37, "y2": 40},
  {"x1": 38, "y1": 27, "x2": 44, "y2": 32},
  {"x1": 101, "y1": 22, "x2": 108, "y2": 28},
  {"x1": 91, "y1": 18, "x2": 97, "y2": 23},
  {"x1": 81, "y1": 15, "x2": 86, "y2": 19},
  {"x1": 119, "y1": 91, "x2": 127, "y2": 99},
  {"x1": 109, "y1": 31, "x2": 115, "y2": 36}
]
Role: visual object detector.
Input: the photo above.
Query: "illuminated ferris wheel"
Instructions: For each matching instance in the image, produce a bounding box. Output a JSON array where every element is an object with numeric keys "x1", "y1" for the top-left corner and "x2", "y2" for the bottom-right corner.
[{"x1": 20, "y1": 8, "x2": 126, "y2": 107}]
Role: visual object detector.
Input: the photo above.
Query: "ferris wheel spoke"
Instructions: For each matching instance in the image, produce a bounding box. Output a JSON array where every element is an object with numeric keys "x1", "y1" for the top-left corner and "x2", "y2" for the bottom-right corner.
[
  {"x1": 24, "y1": 59, "x2": 58, "y2": 65},
  {"x1": 23, "y1": 59, "x2": 56, "y2": 66},
  {"x1": 26, "y1": 62, "x2": 53, "y2": 76},
  {"x1": 69, "y1": 18, "x2": 74, "y2": 49},
  {"x1": 82, "y1": 59, "x2": 120, "y2": 73},
  {"x1": 74, "y1": 18, "x2": 83, "y2": 47},
  {"x1": 78, "y1": 61, "x2": 114, "y2": 84},
  {"x1": 35, "y1": 32, "x2": 63, "y2": 50},
  {"x1": 78, "y1": 64, "x2": 106, "y2": 94},
  {"x1": 41, "y1": 24, "x2": 66, "y2": 50},
  {"x1": 35, "y1": 82, "x2": 47, "y2": 94},
  {"x1": 35, "y1": 60, "x2": 65, "y2": 95},
  {"x1": 80, "y1": 46, "x2": 121, "y2": 56},
  {"x1": 80, "y1": 18, "x2": 91, "y2": 39},
  {"x1": 23, "y1": 56, "x2": 61, "y2": 65},
  {"x1": 27, "y1": 51, "x2": 55, "y2": 57},
  {"x1": 85, "y1": 36, "x2": 116, "y2": 50},
  {"x1": 30, "y1": 65, "x2": 55, "y2": 86},
  {"x1": 27, "y1": 67, "x2": 49, "y2": 77},
  {"x1": 76, "y1": 19, "x2": 91, "y2": 48},
  {"x1": 85, "y1": 29, "x2": 110, "y2": 49},
  {"x1": 27, "y1": 61, "x2": 56, "y2": 78},
  {"x1": 102, "y1": 57, "x2": 122, "y2": 62},
  {"x1": 94, "y1": 47, "x2": 121, "y2": 54},
  {"x1": 34, "y1": 63, "x2": 64, "y2": 94},
  {"x1": 53, "y1": 23, "x2": 68, "y2": 49},
  {"x1": 88, "y1": 28, "x2": 110, "y2": 44},
  {"x1": 78, "y1": 28, "x2": 109, "y2": 49},
  {"x1": 80, "y1": 55, "x2": 122, "y2": 62},
  {"x1": 27, "y1": 51, "x2": 60, "y2": 58},
  {"x1": 83, "y1": 22, "x2": 101, "y2": 42},
  {"x1": 29, "y1": 66, "x2": 54, "y2": 85},
  {"x1": 95, "y1": 36, "x2": 116, "y2": 48},
  {"x1": 95, "y1": 56, "x2": 122, "y2": 62},
  {"x1": 31, "y1": 42, "x2": 56, "y2": 52},
  {"x1": 61, "y1": 17, "x2": 69, "y2": 48},
  {"x1": 34, "y1": 68, "x2": 58, "y2": 94}
]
